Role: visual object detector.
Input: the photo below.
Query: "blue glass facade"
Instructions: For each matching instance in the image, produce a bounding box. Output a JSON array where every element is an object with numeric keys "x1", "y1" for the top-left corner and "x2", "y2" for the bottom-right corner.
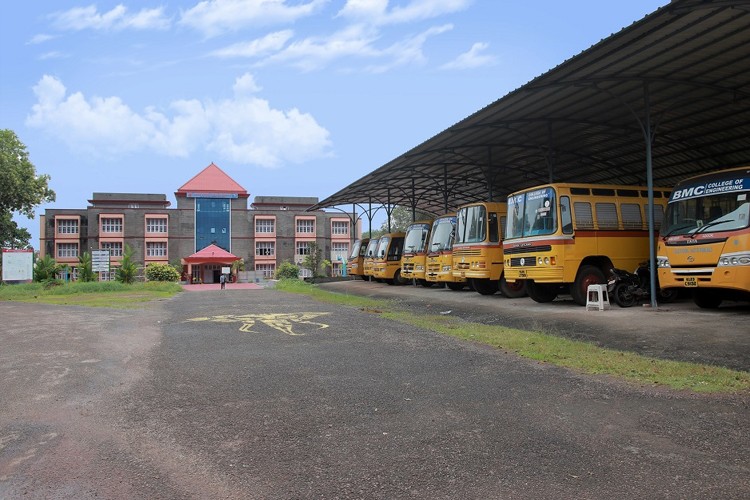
[{"x1": 195, "y1": 198, "x2": 230, "y2": 251}]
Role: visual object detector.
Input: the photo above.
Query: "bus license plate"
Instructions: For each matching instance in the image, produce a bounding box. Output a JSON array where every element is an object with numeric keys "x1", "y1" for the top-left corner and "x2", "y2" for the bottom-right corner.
[
  {"x1": 460, "y1": 271, "x2": 466, "y2": 278},
  {"x1": 684, "y1": 277, "x2": 698, "y2": 287},
  {"x1": 518, "y1": 269, "x2": 527, "y2": 278}
]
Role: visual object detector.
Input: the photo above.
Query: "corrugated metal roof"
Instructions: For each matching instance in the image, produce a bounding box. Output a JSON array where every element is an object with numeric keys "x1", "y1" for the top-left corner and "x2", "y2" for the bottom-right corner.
[{"x1": 312, "y1": 0, "x2": 750, "y2": 214}]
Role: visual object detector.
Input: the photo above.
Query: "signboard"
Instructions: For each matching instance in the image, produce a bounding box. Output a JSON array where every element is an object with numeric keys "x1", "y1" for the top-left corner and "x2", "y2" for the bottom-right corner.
[
  {"x1": 2, "y1": 249, "x2": 34, "y2": 282},
  {"x1": 92, "y1": 250, "x2": 110, "y2": 272},
  {"x1": 670, "y1": 175, "x2": 749, "y2": 202},
  {"x1": 221, "y1": 266, "x2": 231, "y2": 274}
]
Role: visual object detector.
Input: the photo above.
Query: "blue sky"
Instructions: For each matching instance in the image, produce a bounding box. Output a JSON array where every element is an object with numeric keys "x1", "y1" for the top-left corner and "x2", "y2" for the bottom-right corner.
[{"x1": 1, "y1": 0, "x2": 668, "y2": 245}]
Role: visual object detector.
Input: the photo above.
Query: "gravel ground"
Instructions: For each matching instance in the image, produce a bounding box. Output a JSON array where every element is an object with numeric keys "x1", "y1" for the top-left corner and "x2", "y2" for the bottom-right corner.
[{"x1": 0, "y1": 288, "x2": 748, "y2": 499}]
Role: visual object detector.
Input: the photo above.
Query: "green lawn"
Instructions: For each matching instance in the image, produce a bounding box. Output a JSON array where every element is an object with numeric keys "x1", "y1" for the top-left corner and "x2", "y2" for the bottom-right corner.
[{"x1": 0, "y1": 281, "x2": 182, "y2": 308}]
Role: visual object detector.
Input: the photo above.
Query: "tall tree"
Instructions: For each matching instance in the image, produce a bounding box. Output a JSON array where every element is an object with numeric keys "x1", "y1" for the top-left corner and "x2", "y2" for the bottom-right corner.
[
  {"x1": 379, "y1": 206, "x2": 433, "y2": 234},
  {"x1": 0, "y1": 129, "x2": 55, "y2": 248}
]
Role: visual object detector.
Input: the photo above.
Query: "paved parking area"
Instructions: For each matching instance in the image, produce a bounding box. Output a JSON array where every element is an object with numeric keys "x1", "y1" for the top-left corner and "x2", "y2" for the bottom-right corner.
[{"x1": 0, "y1": 289, "x2": 748, "y2": 499}]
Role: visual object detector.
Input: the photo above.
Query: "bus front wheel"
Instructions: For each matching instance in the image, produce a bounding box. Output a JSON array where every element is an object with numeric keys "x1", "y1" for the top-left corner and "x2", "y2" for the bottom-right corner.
[
  {"x1": 693, "y1": 289, "x2": 722, "y2": 309},
  {"x1": 526, "y1": 281, "x2": 558, "y2": 303},
  {"x1": 571, "y1": 265, "x2": 606, "y2": 306},
  {"x1": 471, "y1": 278, "x2": 498, "y2": 295},
  {"x1": 500, "y1": 276, "x2": 527, "y2": 298}
]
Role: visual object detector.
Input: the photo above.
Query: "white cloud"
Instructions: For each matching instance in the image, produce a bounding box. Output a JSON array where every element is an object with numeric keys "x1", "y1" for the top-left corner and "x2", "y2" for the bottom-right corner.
[
  {"x1": 337, "y1": 0, "x2": 471, "y2": 25},
  {"x1": 180, "y1": 0, "x2": 328, "y2": 37},
  {"x1": 25, "y1": 74, "x2": 331, "y2": 168},
  {"x1": 50, "y1": 4, "x2": 170, "y2": 31},
  {"x1": 364, "y1": 24, "x2": 452, "y2": 73},
  {"x1": 27, "y1": 34, "x2": 56, "y2": 45},
  {"x1": 38, "y1": 51, "x2": 68, "y2": 61},
  {"x1": 440, "y1": 42, "x2": 495, "y2": 70},
  {"x1": 233, "y1": 73, "x2": 262, "y2": 94},
  {"x1": 256, "y1": 23, "x2": 451, "y2": 72},
  {"x1": 210, "y1": 30, "x2": 294, "y2": 58},
  {"x1": 256, "y1": 24, "x2": 379, "y2": 71}
]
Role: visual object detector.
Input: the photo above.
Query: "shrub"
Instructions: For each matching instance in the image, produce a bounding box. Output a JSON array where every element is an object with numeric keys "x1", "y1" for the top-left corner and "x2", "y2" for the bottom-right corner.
[
  {"x1": 275, "y1": 261, "x2": 300, "y2": 280},
  {"x1": 34, "y1": 255, "x2": 63, "y2": 282},
  {"x1": 116, "y1": 245, "x2": 138, "y2": 284},
  {"x1": 77, "y1": 252, "x2": 96, "y2": 282},
  {"x1": 145, "y1": 262, "x2": 181, "y2": 282}
]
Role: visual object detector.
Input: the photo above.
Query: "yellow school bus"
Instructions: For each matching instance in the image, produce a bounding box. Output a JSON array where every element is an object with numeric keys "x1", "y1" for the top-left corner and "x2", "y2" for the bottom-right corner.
[
  {"x1": 452, "y1": 202, "x2": 526, "y2": 297},
  {"x1": 657, "y1": 167, "x2": 750, "y2": 308},
  {"x1": 371, "y1": 232, "x2": 406, "y2": 285},
  {"x1": 346, "y1": 237, "x2": 370, "y2": 280},
  {"x1": 425, "y1": 214, "x2": 466, "y2": 290},
  {"x1": 362, "y1": 238, "x2": 380, "y2": 281},
  {"x1": 401, "y1": 220, "x2": 433, "y2": 286},
  {"x1": 503, "y1": 183, "x2": 671, "y2": 305}
]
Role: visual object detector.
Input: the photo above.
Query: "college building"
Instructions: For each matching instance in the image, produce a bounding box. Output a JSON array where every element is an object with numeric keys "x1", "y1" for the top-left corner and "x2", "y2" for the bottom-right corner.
[{"x1": 39, "y1": 163, "x2": 361, "y2": 282}]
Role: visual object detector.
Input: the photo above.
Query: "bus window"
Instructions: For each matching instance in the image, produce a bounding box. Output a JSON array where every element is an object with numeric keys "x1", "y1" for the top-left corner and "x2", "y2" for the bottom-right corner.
[
  {"x1": 561, "y1": 196, "x2": 573, "y2": 234},
  {"x1": 650, "y1": 204, "x2": 665, "y2": 230},
  {"x1": 507, "y1": 196, "x2": 524, "y2": 239},
  {"x1": 621, "y1": 203, "x2": 643, "y2": 230},
  {"x1": 489, "y1": 212, "x2": 499, "y2": 242},
  {"x1": 574, "y1": 202, "x2": 594, "y2": 230},
  {"x1": 595, "y1": 203, "x2": 618, "y2": 230}
]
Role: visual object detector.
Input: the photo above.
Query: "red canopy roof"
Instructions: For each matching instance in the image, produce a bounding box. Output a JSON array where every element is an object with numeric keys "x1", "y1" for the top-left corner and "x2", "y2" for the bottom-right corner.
[
  {"x1": 176, "y1": 163, "x2": 248, "y2": 197},
  {"x1": 183, "y1": 244, "x2": 240, "y2": 264}
]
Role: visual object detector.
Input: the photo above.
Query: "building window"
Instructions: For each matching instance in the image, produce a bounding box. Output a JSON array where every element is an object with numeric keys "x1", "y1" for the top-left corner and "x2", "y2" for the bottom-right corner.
[
  {"x1": 146, "y1": 218, "x2": 168, "y2": 233},
  {"x1": 255, "y1": 263, "x2": 276, "y2": 278},
  {"x1": 101, "y1": 241, "x2": 123, "y2": 257},
  {"x1": 146, "y1": 242, "x2": 167, "y2": 257},
  {"x1": 255, "y1": 218, "x2": 275, "y2": 233},
  {"x1": 195, "y1": 198, "x2": 230, "y2": 252},
  {"x1": 101, "y1": 217, "x2": 123, "y2": 233},
  {"x1": 332, "y1": 242, "x2": 349, "y2": 254},
  {"x1": 296, "y1": 219, "x2": 315, "y2": 234},
  {"x1": 99, "y1": 269, "x2": 117, "y2": 281},
  {"x1": 296, "y1": 241, "x2": 312, "y2": 255},
  {"x1": 57, "y1": 219, "x2": 78, "y2": 234},
  {"x1": 332, "y1": 221, "x2": 349, "y2": 235},
  {"x1": 57, "y1": 243, "x2": 78, "y2": 258},
  {"x1": 256, "y1": 241, "x2": 275, "y2": 256}
]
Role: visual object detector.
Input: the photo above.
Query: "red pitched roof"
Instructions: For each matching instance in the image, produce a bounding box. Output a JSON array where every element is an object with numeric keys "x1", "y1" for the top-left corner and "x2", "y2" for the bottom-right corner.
[
  {"x1": 176, "y1": 163, "x2": 248, "y2": 196},
  {"x1": 184, "y1": 244, "x2": 240, "y2": 263}
]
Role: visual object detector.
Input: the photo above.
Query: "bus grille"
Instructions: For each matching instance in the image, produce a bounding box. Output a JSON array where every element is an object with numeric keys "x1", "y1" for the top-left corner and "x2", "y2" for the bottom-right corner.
[
  {"x1": 504, "y1": 245, "x2": 552, "y2": 255},
  {"x1": 453, "y1": 248, "x2": 482, "y2": 257},
  {"x1": 510, "y1": 257, "x2": 537, "y2": 267}
]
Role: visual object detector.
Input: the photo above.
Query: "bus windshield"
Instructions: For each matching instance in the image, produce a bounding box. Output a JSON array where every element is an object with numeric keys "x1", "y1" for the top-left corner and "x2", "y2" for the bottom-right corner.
[
  {"x1": 429, "y1": 217, "x2": 455, "y2": 252},
  {"x1": 364, "y1": 239, "x2": 379, "y2": 258},
  {"x1": 404, "y1": 223, "x2": 430, "y2": 253},
  {"x1": 506, "y1": 187, "x2": 556, "y2": 239},
  {"x1": 456, "y1": 205, "x2": 487, "y2": 244},
  {"x1": 349, "y1": 240, "x2": 363, "y2": 260},
  {"x1": 376, "y1": 237, "x2": 391, "y2": 258},
  {"x1": 663, "y1": 191, "x2": 750, "y2": 236}
]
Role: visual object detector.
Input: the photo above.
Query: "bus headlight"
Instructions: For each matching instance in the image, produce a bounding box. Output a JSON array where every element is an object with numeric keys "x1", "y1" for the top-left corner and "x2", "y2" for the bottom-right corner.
[
  {"x1": 442, "y1": 265, "x2": 451, "y2": 272},
  {"x1": 656, "y1": 256, "x2": 670, "y2": 268},
  {"x1": 718, "y1": 252, "x2": 750, "y2": 267}
]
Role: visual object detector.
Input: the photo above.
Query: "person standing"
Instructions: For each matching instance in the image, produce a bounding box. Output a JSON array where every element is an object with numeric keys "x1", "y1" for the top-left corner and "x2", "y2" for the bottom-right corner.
[{"x1": 220, "y1": 273, "x2": 226, "y2": 289}]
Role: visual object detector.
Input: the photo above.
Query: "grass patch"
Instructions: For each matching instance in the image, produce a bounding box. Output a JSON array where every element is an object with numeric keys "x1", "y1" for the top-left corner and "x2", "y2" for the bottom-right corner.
[
  {"x1": 275, "y1": 279, "x2": 750, "y2": 394},
  {"x1": 0, "y1": 281, "x2": 182, "y2": 308}
]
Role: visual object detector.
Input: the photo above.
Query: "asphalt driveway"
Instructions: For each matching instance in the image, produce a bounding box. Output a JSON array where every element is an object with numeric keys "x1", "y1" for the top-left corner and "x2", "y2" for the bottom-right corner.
[{"x1": 0, "y1": 289, "x2": 748, "y2": 499}]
